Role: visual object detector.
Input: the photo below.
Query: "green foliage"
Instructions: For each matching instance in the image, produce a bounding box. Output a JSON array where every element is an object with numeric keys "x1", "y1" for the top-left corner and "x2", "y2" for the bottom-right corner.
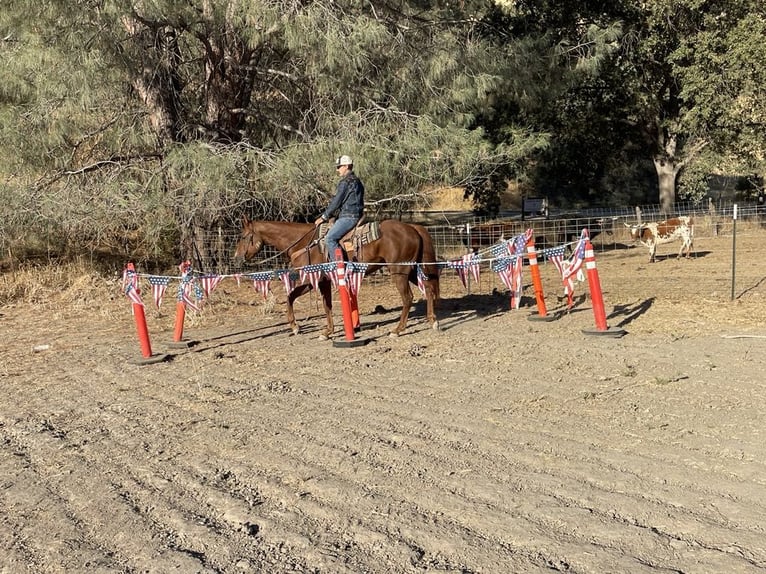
[{"x1": 1, "y1": 0, "x2": 765, "y2": 266}]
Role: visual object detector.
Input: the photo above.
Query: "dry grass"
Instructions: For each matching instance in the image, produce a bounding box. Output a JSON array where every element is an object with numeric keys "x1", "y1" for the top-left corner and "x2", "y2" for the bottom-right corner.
[{"x1": 0, "y1": 261, "x2": 121, "y2": 308}]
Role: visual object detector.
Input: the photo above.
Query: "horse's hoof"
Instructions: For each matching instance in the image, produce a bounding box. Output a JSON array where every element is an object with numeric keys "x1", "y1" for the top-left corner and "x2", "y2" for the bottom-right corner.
[
  {"x1": 290, "y1": 327, "x2": 300, "y2": 336},
  {"x1": 318, "y1": 333, "x2": 329, "y2": 341},
  {"x1": 389, "y1": 331, "x2": 401, "y2": 338},
  {"x1": 432, "y1": 321, "x2": 441, "y2": 332}
]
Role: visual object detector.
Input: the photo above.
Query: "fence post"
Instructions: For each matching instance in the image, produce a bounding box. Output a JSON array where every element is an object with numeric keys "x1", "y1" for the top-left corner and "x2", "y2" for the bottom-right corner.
[
  {"x1": 582, "y1": 239, "x2": 626, "y2": 338},
  {"x1": 526, "y1": 237, "x2": 555, "y2": 322},
  {"x1": 731, "y1": 204, "x2": 738, "y2": 301},
  {"x1": 333, "y1": 250, "x2": 367, "y2": 347}
]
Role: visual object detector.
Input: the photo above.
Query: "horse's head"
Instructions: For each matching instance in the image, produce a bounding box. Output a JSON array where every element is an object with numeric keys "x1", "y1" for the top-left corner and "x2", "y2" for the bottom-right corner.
[{"x1": 233, "y1": 216, "x2": 264, "y2": 261}]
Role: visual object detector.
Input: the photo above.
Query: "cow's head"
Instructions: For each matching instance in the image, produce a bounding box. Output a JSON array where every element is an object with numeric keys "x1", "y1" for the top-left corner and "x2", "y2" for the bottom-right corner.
[{"x1": 624, "y1": 222, "x2": 643, "y2": 242}]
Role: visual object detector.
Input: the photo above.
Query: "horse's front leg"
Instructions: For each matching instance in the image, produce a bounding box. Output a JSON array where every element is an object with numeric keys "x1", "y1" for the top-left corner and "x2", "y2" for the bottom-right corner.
[
  {"x1": 318, "y1": 279, "x2": 334, "y2": 339},
  {"x1": 391, "y1": 273, "x2": 413, "y2": 336},
  {"x1": 286, "y1": 284, "x2": 312, "y2": 335}
]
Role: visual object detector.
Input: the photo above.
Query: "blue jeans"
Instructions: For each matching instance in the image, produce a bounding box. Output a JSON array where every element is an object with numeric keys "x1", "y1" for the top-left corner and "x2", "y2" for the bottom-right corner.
[{"x1": 325, "y1": 216, "x2": 359, "y2": 260}]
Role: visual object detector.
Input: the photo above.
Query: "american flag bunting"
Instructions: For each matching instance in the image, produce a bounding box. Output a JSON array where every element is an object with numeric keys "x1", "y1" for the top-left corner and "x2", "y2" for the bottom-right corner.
[
  {"x1": 299, "y1": 263, "x2": 325, "y2": 291},
  {"x1": 147, "y1": 275, "x2": 170, "y2": 308},
  {"x1": 249, "y1": 272, "x2": 272, "y2": 299},
  {"x1": 199, "y1": 275, "x2": 222, "y2": 299},
  {"x1": 346, "y1": 262, "x2": 368, "y2": 297},
  {"x1": 416, "y1": 265, "x2": 427, "y2": 296},
  {"x1": 122, "y1": 268, "x2": 144, "y2": 306},
  {"x1": 280, "y1": 270, "x2": 295, "y2": 294},
  {"x1": 545, "y1": 238, "x2": 585, "y2": 308}
]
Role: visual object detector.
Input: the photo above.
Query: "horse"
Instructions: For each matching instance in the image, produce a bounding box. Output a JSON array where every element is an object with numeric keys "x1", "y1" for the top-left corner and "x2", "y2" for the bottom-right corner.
[{"x1": 233, "y1": 217, "x2": 440, "y2": 338}]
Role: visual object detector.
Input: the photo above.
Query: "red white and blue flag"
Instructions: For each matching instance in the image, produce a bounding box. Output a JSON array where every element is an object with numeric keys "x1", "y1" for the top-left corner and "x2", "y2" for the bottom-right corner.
[
  {"x1": 147, "y1": 275, "x2": 170, "y2": 308},
  {"x1": 565, "y1": 231, "x2": 587, "y2": 284},
  {"x1": 249, "y1": 272, "x2": 272, "y2": 299},
  {"x1": 546, "y1": 230, "x2": 587, "y2": 307},
  {"x1": 465, "y1": 253, "x2": 480, "y2": 283},
  {"x1": 546, "y1": 245, "x2": 574, "y2": 305},
  {"x1": 416, "y1": 265, "x2": 428, "y2": 296},
  {"x1": 122, "y1": 268, "x2": 144, "y2": 306},
  {"x1": 199, "y1": 275, "x2": 223, "y2": 299},
  {"x1": 299, "y1": 263, "x2": 325, "y2": 291},
  {"x1": 279, "y1": 270, "x2": 295, "y2": 294},
  {"x1": 492, "y1": 230, "x2": 532, "y2": 309},
  {"x1": 346, "y1": 262, "x2": 368, "y2": 297},
  {"x1": 509, "y1": 231, "x2": 532, "y2": 308},
  {"x1": 449, "y1": 253, "x2": 479, "y2": 289},
  {"x1": 180, "y1": 281, "x2": 200, "y2": 311}
]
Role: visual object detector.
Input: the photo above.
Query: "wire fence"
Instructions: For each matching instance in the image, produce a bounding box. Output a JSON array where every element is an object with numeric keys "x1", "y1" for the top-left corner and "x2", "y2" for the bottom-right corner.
[
  {"x1": 212, "y1": 201, "x2": 766, "y2": 277},
  {"x1": 101, "y1": 198, "x2": 763, "y2": 311}
]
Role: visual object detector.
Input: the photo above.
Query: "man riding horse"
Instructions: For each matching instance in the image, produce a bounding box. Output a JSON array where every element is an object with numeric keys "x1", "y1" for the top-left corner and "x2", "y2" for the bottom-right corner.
[{"x1": 314, "y1": 155, "x2": 365, "y2": 261}]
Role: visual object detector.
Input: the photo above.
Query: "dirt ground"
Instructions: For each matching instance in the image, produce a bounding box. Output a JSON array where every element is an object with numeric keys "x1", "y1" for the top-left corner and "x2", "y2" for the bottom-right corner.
[{"x1": 2, "y1": 227, "x2": 766, "y2": 573}]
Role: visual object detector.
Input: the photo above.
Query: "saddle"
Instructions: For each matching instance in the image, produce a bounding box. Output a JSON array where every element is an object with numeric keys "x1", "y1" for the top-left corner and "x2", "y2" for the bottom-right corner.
[{"x1": 317, "y1": 218, "x2": 381, "y2": 261}]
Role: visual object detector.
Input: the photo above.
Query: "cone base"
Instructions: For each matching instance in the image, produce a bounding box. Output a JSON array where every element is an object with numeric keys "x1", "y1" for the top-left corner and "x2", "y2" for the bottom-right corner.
[
  {"x1": 332, "y1": 337, "x2": 370, "y2": 348},
  {"x1": 128, "y1": 353, "x2": 170, "y2": 365},
  {"x1": 528, "y1": 312, "x2": 557, "y2": 322},
  {"x1": 582, "y1": 327, "x2": 627, "y2": 338}
]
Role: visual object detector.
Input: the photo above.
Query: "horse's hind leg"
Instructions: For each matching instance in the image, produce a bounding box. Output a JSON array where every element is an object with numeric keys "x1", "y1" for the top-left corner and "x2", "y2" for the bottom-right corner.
[
  {"x1": 425, "y1": 280, "x2": 440, "y2": 331},
  {"x1": 286, "y1": 284, "x2": 311, "y2": 335},
  {"x1": 391, "y1": 273, "x2": 413, "y2": 336}
]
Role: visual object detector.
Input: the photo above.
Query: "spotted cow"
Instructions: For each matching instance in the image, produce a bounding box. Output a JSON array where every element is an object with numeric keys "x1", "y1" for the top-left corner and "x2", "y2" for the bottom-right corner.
[{"x1": 625, "y1": 216, "x2": 694, "y2": 262}]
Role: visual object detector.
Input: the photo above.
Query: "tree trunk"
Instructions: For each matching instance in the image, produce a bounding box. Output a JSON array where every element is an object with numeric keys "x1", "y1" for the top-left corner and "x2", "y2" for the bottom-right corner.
[{"x1": 653, "y1": 156, "x2": 679, "y2": 216}]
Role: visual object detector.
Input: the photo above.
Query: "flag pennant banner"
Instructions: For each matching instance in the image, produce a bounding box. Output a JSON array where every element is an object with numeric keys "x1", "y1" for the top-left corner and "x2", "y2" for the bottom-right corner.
[
  {"x1": 497, "y1": 262, "x2": 514, "y2": 291},
  {"x1": 450, "y1": 260, "x2": 467, "y2": 289},
  {"x1": 199, "y1": 275, "x2": 223, "y2": 299},
  {"x1": 447, "y1": 253, "x2": 479, "y2": 289},
  {"x1": 489, "y1": 241, "x2": 511, "y2": 259},
  {"x1": 508, "y1": 230, "x2": 531, "y2": 309},
  {"x1": 327, "y1": 267, "x2": 339, "y2": 289},
  {"x1": 545, "y1": 244, "x2": 580, "y2": 307},
  {"x1": 147, "y1": 275, "x2": 170, "y2": 308},
  {"x1": 280, "y1": 270, "x2": 296, "y2": 294},
  {"x1": 177, "y1": 276, "x2": 200, "y2": 312},
  {"x1": 465, "y1": 253, "x2": 480, "y2": 283},
  {"x1": 122, "y1": 268, "x2": 144, "y2": 306},
  {"x1": 299, "y1": 263, "x2": 325, "y2": 292},
  {"x1": 490, "y1": 255, "x2": 514, "y2": 273},
  {"x1": 346, "y1": 262, "x2": 368, "y2": 297},
  {"x1": 509, "y1": 253, "x2": 524, "y2": 309},
  {"x1": 182, "y1": 282, "x2": 200, "y2": 311},
  {"x1": 416, "y1": 265, "x2": 427, "y2": 296},
  {"x1": 455, "y1": 265, "x2": 467, "y2": 289},
  {"x1": 565, "y1": 231, "x2": 587, "y2": 284},
  {"x1": 249, "y1": 272, "x2": 272, "y2": 299}
]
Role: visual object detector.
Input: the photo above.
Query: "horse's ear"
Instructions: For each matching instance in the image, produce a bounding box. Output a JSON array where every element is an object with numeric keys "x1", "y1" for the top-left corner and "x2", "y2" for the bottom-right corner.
[{"x1": 242, "y1": 214, "x2": 250, "y2": 227}]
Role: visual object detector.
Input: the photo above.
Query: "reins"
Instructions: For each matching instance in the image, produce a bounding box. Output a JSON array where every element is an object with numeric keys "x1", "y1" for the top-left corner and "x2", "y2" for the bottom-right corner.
[{"x1": 251, "y1": 225, "x2": 320, "y2": 267}]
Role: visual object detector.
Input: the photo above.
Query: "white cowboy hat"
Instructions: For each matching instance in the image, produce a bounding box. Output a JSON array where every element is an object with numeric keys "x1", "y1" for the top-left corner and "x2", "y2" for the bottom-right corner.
[{"x1": 335, "y1": 155, "x2": 353, "y2": 167}]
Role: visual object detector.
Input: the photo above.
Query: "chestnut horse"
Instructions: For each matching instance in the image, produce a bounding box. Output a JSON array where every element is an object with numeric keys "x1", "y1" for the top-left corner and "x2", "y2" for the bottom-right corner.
[{"x1": 233, "y1": 217, "x2": 440, "y2": 338}]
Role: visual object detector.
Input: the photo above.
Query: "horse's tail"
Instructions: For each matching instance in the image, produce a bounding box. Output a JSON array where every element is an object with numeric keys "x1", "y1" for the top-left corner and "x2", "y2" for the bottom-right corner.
[{"x1": 409, "y1": 223, "x2": 440, "y2": 301}]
